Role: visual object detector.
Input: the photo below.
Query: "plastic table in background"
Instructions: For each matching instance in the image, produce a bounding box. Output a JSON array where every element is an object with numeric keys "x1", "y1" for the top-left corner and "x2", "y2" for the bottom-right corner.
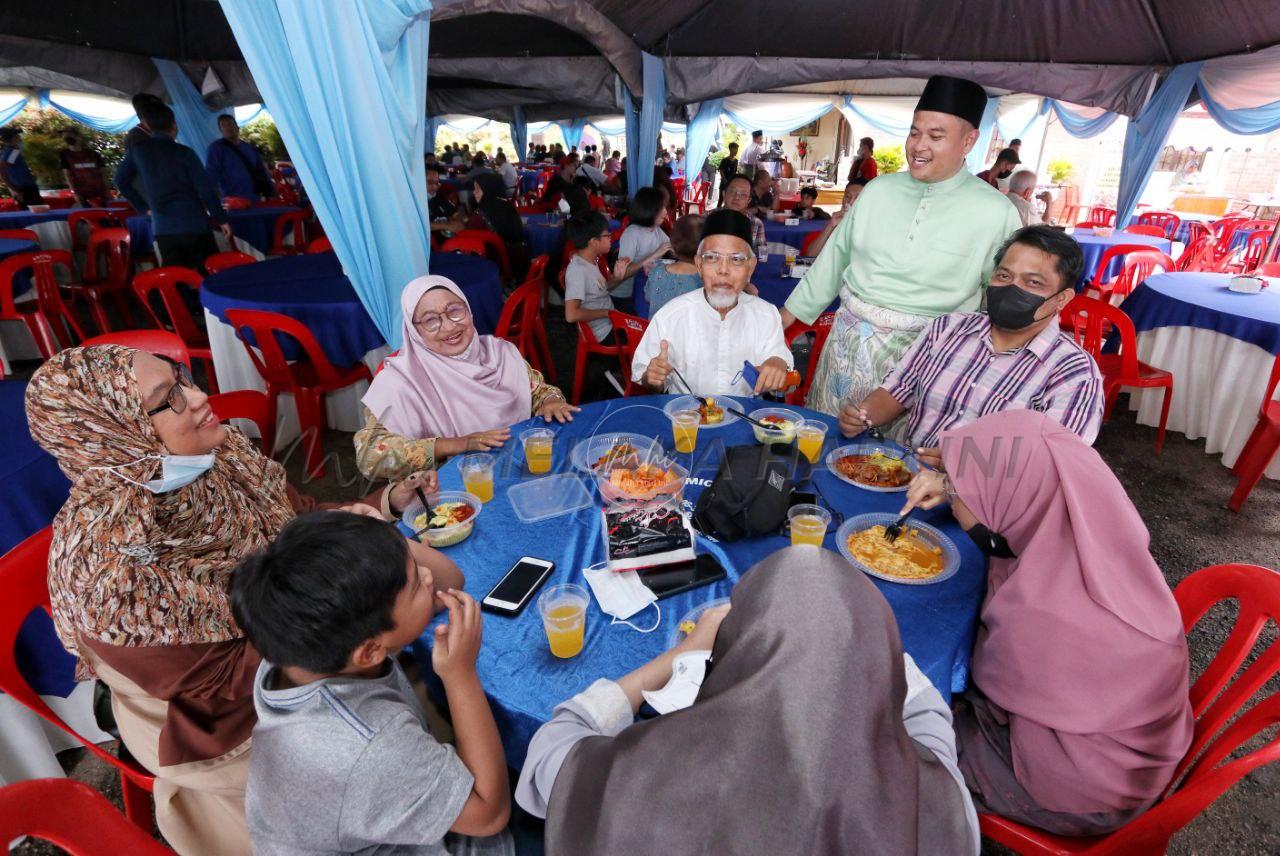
[
  {"x1": 407, "y1": 395, "x2": 988, "y2": 769},
  {"x1": 523, "y1": 213, "x2": 619, "y2": 261},
  {"x1": 632, "y1": 256, "x2": 837, "y2": 320},
  {"x1": 1070, "y1": 229, "x2": 1172, "y2": 290},
  {"x1": 762, "y1": 217, "x2": 827, "y2": 251},
  {"x1": 1118, "y1": 272, "x2": 1280, "y2": 479},
  {"x1": 125, "y1": 206, "x2": 302, "y2": 257}
]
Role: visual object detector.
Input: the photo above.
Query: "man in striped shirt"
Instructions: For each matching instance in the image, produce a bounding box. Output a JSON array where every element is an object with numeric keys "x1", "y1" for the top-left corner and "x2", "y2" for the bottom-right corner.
[{"x1": 841, "y1": 225, "x2": 1103, "y2": 465}]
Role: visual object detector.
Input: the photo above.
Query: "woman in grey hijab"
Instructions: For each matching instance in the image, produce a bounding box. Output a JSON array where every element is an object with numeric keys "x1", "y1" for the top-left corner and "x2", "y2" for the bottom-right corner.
[{"x1": 516, "y1": 547, "x2": 979, "y2": 854}]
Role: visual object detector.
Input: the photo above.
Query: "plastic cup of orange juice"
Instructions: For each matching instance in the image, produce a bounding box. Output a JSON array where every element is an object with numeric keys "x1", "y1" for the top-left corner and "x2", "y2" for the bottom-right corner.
[
  {"x1": 539, "y1": 584, "x2": 588, "y2": 658},
  {"x1": 796, "y1": 421, "x2": 828, "y2": 464},
  {"x1": 788, "y1": 504, "x2": 831, "y2": 547},
  {"x1": 521, "y1": 427, "x2": 554, "y2": 474},
  {"x1": 671, "y1": 409, "x2": 700, "y2": 453},
  {"x1": 459, "y1": 454, "x2": 495, "y2": 503}
]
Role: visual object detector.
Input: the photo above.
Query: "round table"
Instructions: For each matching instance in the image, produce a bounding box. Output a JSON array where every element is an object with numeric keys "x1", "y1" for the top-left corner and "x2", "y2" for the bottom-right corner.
[
  {"x1": 1071, "y1": 230, "x2": 1172, "y2": 290},
  {"x1": 126, "y1": 206, "x2": 302, "y2": 257},
  {"x1": 1118, "y1": 272, "x2": 1280, "y2": 479},
  {"x1": 632, "y1": 256, "x2": 838, "y2": 319},
  {"x1": 523, "y1": 213, "x2": 619, "y2": 261},
  {"x1": 407, "y1": 395, "x2": 988, "y2": 768},
  {"x1": 200, "y1": 250, "x2": 503, "y2": 440},
  {"x1": 762, "y1": 217, "x2": 827, "y2": 251}
]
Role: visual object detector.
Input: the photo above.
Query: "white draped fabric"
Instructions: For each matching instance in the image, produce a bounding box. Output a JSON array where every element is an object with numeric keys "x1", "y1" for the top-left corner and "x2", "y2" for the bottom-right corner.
[
  {"x1": 0, "y1": 683, "x2": 114, "y2": 788},
  {"x1": 723, "y1": 93, "x2": 837, "y2": 136},
  {"x1": 1198, "y1": 43, "x2": 1280, "y2": 111}
]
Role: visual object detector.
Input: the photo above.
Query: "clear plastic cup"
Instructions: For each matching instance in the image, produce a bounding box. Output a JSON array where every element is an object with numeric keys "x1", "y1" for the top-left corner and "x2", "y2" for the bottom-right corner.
[
  {"x1": 539, "y1": 583, "x2": 588, "y2": 658},
  {"x1": 796, "y1": 421, "x2": 828, "y2": 464},
  {"x1": 459, "y1": 454, "x2": 495, "y2": 503},
  {"x1": 521, "y1": 427, "x2": 555, "y2": 474},
  {"x1": 789, "y1": 504, "x2": 831, "y2": 547},
  {"x1": 671, "y1": 409, "x2": 700, "y2": 453},
  {"x1": 784, "y1": 245, "x2": 798, "y2": 267}
]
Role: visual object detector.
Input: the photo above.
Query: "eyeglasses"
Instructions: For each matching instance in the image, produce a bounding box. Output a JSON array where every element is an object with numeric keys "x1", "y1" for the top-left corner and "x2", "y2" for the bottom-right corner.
[
  {"x1": 725, "y1": 190, "x2": 751, "y2": 199},
  {"x1": 698, "y1": 251, "x2": 752, "y2": 268},
  {"x1": 414, "y1": 302, "x2": 470, "y2": 333},
  {"x1": 146, "y1": 355, "x2": 196, "y2": 416}
]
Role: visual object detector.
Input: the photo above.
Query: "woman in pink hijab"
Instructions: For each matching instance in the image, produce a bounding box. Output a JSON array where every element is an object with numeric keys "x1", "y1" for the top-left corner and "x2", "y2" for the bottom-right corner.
[
  {"x1": 902, "y1": 410, "x2": 1193, "y2": 835},
  {"x1": 357, "y1": 276, "x2": 577, "y2": 480}
]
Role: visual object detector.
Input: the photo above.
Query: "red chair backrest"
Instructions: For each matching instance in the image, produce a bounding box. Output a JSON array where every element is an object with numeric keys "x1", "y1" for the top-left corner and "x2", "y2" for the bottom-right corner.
[
  {"x1": 208, "y1": 389, "x2": 275, "y2": 455},
  {"x1": 81, "y1": 330, "x2": 191, "y2": 366},
  {"x1": 271, "y1": 210, "x2": 309, "y2": 255},
  {"x1": 224, "y1": 307, "x2": 346, "y2": 388},
  {"x1": 66, "y1": 210, "x2": 121, "y2": 250},
  {"x1": 83, "y1": 227, "x2": 131, "y2": 283},
  {"x1": 132, "y1": 267, "x2": 209, "y2": 348},
  {"x1": 1241, "y1": 230, "x2": 1272, "y2": 272},
  {"x1": 1177, "y1": 227, "x2": 1215, "y2": 272},
  {"x1": 1108, "y1": 249, "x2": 1176, "y2": 299},
  {"x1": 0, "y1": 228, "x2": 38, "y2": 242},
  {"x1": 0, "y1": 779, "x2": 172, "y2": 855},
  {"x1": 1074, "y1": 220, "x2": 1110, "y2": 230},
  {"x1": 1123, "y1": 224, "x2": 1167, "y2": 237},
  {"x1": 0, "y1": 251, "x2": 80, "y2": 353},
  {"x1": 204, "y1": 251, "x2": 257, "y2": 275},
  {"x1": 306, "y1": 236, "x2": 333, "y2": 254},
  {"x1": 0, "y1": 529, "x2": 156, "y2": 792},
  {"x1": 800, "y1": 230, "x2": 822, "y2": 257},
  {"x1": 1088, "y1": 205, "x2": 1116, "y2": 226},
  {"x1": 453, "y1": 229, "x2": 512, "y2": 279},
  {"x1": 608, "y1": 310, "x2": 649, "y2": 368},
  {"x1": 494, "y1": 279, "x2": 542, "y2": 357},
  {"x1": 526, "y1": 253, "x2": 550, "y2": 287},
  {"x1": 440, "y1": 235, "x2": 489, "y2": 258},
  {"x1": 1091, "y1": 243, "x2": 1167, "y2": 291},
  {"x1": 1136, "y1": 210, "x2": 1181, "y2": 239},
  {"x1": 1210, "y1": 216, "x2": 1247, "y2": 254},
  {"x1": 1062, "y1": 293, "x2": 1140, "y2": 378}
]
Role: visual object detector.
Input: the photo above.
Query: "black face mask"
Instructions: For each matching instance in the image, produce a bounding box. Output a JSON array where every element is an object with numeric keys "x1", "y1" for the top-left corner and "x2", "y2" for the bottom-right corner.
[
  {"x1": 998, "y1": 168, "x2": 1014, "y2": 179},
  {"x1": 986, "y1": 283, "x2": 1062, "y2": 331}
]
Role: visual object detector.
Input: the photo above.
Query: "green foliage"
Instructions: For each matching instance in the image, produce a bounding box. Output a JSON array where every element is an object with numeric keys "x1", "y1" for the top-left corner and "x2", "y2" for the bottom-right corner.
[
  {"x1": 706, "y1": 150, "x2": 726, "y2": 171},
  {"x1": 5, "y1": 107, "x2": 125, "y2": 187},
  {"x1": 436, "y1": 125, "x2": 516, "y2": 158},
  {"x1": 240, "y1": 115, "x2": 286, "y2": 161},
  {"x1": 874, "y1": 145, "x2": 905, "y2": 175},
  {"x1": 1047, "y1": 159, "x2": 1075, "y2": 185}
]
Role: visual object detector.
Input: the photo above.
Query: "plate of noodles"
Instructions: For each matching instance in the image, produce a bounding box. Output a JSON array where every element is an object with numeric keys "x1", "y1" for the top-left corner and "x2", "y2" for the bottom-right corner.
[
  {"x1": 825, "y1": 441, "x2": 919, "y2": 492},
  {"x1": 835, "y1": 513, "x2": 960, "y2": 586}
]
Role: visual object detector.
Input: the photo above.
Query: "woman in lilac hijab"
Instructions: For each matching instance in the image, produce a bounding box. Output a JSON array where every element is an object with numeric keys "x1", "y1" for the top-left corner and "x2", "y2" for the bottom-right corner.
[
  {"x1": 903, "y1": 410, "x2": 1193, "y2": 835},
  {"x1": 356, "y1": 276, "x2": 577, "y2": 480}
]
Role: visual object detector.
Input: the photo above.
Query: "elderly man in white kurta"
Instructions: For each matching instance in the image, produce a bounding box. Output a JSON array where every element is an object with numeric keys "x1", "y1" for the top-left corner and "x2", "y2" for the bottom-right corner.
[{"x1": 633, "y1": 209, "x2": 793, "y2": 397}]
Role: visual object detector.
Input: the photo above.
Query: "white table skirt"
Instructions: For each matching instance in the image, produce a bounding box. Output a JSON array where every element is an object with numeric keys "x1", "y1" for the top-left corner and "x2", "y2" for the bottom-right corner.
[
  {"x1": 1129, "y1": 325, "x2": 1280, "y2": 479},
  {"x1": 0, "y1": 681, "x2": 114, "y2": 787},
  {"x1": 204, "y1": 309, "x2": 392, "y2": 449}
]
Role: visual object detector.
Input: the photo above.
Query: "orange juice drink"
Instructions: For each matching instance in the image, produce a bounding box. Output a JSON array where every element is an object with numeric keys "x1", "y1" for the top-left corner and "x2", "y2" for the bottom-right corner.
[
  {"x1": 459, "y1": 454, "x2": 495, "y2": 503},
  {"x1": 522, "y1": 428, "x2": 554, "y2": 474},
  {"x1": 539, "y1": 584, "x2": 588, "y2": 658},
  {"x1": 788, "y1": 504, "x2": 831, "y2": 547},
  {"x1": 796, "y1": 421, "x2": 828, "y2": 464},
  {"x1": 671, "y1": 410, "x2": 700, "y2": 453}
]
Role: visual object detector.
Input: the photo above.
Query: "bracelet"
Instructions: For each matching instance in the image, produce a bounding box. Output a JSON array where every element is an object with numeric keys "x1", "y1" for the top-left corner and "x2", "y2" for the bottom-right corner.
[
  {"x1": 942, "y1": 474, "x2": 959, "y2": 500},
  {"x1": 380, "y1": 484, "x2": 398, "y2": 521}
]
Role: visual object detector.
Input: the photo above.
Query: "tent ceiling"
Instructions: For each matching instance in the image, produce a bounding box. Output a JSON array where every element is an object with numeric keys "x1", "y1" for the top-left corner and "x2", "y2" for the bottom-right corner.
[{"x1": 1, "y1": 0, "x2": 1279, "y2": 122}]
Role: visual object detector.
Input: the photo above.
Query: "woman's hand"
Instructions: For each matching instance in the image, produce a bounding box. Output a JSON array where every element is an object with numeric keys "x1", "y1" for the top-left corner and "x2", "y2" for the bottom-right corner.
[
  {"x1": 463, "y1": 428, "x2": 511, "y2": 453},
  {"x1": 431, "y1": 589, "x2": 482, "y2": 685},
  {"x1": 389, "y1": 470, "x2": 439, "y2": 514},
  {"x1": 539, "y1": 398, "x2": 579, "y2": 423},
  {"x1": 901, "y1": 470, "x2": 948, "y2": 514},
  {"x1": 677, "y1": 603, "x2": 730, "y2": 653}
]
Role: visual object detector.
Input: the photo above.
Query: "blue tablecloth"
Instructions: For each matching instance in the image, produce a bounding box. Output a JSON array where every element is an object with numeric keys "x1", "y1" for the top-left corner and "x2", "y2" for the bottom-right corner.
[
  {"x1": 633, "y1": 256, "x2": 837, "y2": 320},
  {"x1": 0, "y1": 237, "x2": 37, "y2": 260},
  {"x1": 407, "y1": 395, "x2": 987, "y2": 769},
  {"x1": 517, "y1": 170, "x2": 540, "y2": 195},
  {"x1": 126, "y1": 206, "x2": 301, "y2": 256},
  {"x1": 1229, "y1": 227, "x2": 1269, "y2": 253},
  {"x1": 1072, "y1": 230, "x2": 1172, "y2": 290},
  {"x1": 0, "y1": 381, "x2": 76, "y2": 698},
  {"x1": 762, "y1": 217, "x2": 827, "y2": 250},
  {"x1": 1118, "y1": 272, "x2": 1280, "y2": 356},
  {"x1": 0, "y1": 209, "x2": 78, "y2": 230},
  {"x1": 201, "y1": 251, "x2": 503, "y2": 366},
  {"x1": 522, "y1": 214, "x2": 619, "y2": 262}
]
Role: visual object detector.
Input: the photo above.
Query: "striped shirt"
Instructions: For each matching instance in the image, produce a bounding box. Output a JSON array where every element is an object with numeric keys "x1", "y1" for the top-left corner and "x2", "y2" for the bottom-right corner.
[{"x1": 882, "y1": 312, "x2": 1104, "y2": 448}]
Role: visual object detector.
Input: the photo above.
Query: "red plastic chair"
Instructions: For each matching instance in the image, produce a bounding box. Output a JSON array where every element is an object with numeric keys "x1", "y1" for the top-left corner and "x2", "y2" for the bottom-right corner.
[
  {"x1": 1136, "y1": 211, "x2": 1181, "y2": 240},
  {"x1": 269, "y1": 210, "x2": 309, "y2": 256},
  {"x1": 608, "y1": 310, "x2": 649, "y2": 396},
  {"x1": 784, "y1": 312, "x2": 836, "y2": 406},
  {"x1": 66, "y1": 210, "x2": 122, "y2": 253},
  {"x1": 1255, "y1": 261, "x2": 1280, "y2": 277},
  {"x1": 306, "y1": 236, "x2": 333, "y2": 254},
  {"x1": 0, "y1": 250, "x2": 86, "y2": 355},
  {"x1": 204, "y1": 251, "x2": 258, "y2": 275},
  {"x1": 132, "y1": 267, "x2": 218, "y2": 392},
  {"x1": 440, "y1": 235, "x2": 489, "y2": 259},
  {"x1": 0, "y1": 779, "x2": 172, "y2": 854},
  {"x1": 680, "y1": 180, "x2": 712, "y2": 216},
  {"x1": 0, "y1": 529, "x2": 157, "y2": 832},
  {"x1": 224, "y1": 308, "x2": 372, "y2": 477},
  {"x1": 73, "y1": 227, "x2": 136, "y2": 332},
  {"x1": 1088, "y1": 206, "x2": 1116, "y2": 226},
  {"x1": 0, "y1": 227, "x2": 38, "y2": 242},
  {"x1": 1209, "y1": 217, "x2": 1248, "y2": 258},
  {"x1": 1101, "y1": 249, "x2": 1176, "y2": 301},
  {"x1": 453, "y1": 229, "x2": 512, "y2": 280},
  {"x1": 1074, "y1": 221, "x2": 1111, "y2": 230},
  {"x1": 81, "y1": 330, "x2": 191, "y2": 367},
  {"x1": 979, "y1": 562, "x2": 1280, "y2": 855},
  {"x1": 800, "y1": 230, "x2": 823, "y2": 257},
  {"x1": 1062, "y1": 294, "x2": 1173, "y2": 453},
  {"x1": 571, "y1": 319, "x2": 627, "y2": 405},
  {"x1": 1176, "y1": 223, "x2": 1215, "y2": 272},
  {"x1": 209, "y1": 389, "x2": 276, "y2": 456},
  {"x1": 0, "y1": 197, "x2": 18, "y2": 212},
  {"x1": 1088, "y1": 244, "x2": 1169, "y2": 295},
  {"x1": 1228, "y1": 351, "x2": 1280, "y2": 512},
  {"x1": 1218, "y1": 230, "x2": 1273, "y2": 274},
  {"x1": 494, "y1": 277, "x2": 555, "y2": 382},
  {"x1": 1123, "y1": 224, "x2": 1167, "y2": 238}
]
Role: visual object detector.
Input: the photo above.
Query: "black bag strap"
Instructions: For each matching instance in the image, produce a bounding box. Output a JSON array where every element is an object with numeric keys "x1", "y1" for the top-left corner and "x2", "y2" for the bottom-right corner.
[{"x1": 221, "y1": 139, "x2": 273, "y2": 196}]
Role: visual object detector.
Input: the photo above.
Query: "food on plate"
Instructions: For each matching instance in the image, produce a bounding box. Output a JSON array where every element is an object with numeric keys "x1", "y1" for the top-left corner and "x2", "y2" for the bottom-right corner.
[
  {"x1": 592, "y1": 442, "x2": 637, "y2": 471},
  {"x1": 845, "y1": 525, "x2": 946, "y2": 581},
  {"x1": 412, "y1": 501, "x2": 477, "y2": 547},
  {"x1": 697, "y1": 397, "x2": 725, "y2": 425},
  {"x1": 609, "y1": 464, "x2": 682, "y2": 498},
  {"x1": 835, "y1": 452, "x2": 911, "y2": 488},
  {"x1": 751, "y1": 414, "x2": 798, "y2": 444}
]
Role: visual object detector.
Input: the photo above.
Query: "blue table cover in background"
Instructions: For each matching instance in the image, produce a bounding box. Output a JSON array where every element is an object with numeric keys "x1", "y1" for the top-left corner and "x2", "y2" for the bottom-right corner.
[
  {"x1": 1071, "y1": 229, "x2": 1172, "y2": 290},
  {"x1": 1118, "y1": 272, "x2": 1280, "y2": 356},
  {"x1": 522, "y1": 213, "x2": 619, "y2": 262},
  {"x1": 201, "y1": 250, "x2": 503, "y2": 366},
  {"x1": 517, "y1": 170, "x2": 540, "y2": 195},
  {"x1": 633, "y1": 255, "x2": 837, "y2": 320},
  {"x1": 0, "y1": 237, "x2": 37, "y2": 260},
  {"x1": 408, "y1": 395, "x2": 987, "y2": 768},
  {"x1": 1229, "y1": 226, "x2": 1269, "y2": 253},
  {"x1": 762, "y1": 217, "x2": 827, "y2": 250},
  {"x1": 126, "y1": 206, "x2": 302, "y2": 256},
  {"x1": 0, "y1": 209, "x2": 79, "y2": 231},
  {"x1": 0, "y1": 381, "x2": 76, "y2": 698}
]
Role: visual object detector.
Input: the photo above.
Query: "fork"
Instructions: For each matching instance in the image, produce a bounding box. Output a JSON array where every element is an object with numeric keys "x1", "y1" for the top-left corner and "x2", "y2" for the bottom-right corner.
[{"x1": 883, "y1": 509, "x2": 912, "y2": 543}]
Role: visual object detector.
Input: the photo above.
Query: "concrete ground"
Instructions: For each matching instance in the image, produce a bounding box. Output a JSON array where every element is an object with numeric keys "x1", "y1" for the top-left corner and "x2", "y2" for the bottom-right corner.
[{"x1": 12, "y1": 308, "x2": 1280, "y2": 854}]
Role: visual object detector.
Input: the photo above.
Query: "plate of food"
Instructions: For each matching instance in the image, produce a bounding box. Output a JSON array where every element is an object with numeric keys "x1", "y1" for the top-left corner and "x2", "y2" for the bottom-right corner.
[
  {"x1": 401, "y1": 491, "x2": 482, "y2": 548},
  {"x1": 596, "y1": 458, "x2": 688, "y2": 509},
  {"x1": 669, "y1": 597, "x2": 731, "y2": 647},
  {"x1": 663, "y1": 395, "x2": 738, "y2": 428},
  {"x1": 569, "y1": 432, "x2": 663, "y2": 475},
  {"x1": 825, "y1": 441, "x2": 919, "y2": 492},
  {"x1": 836, "y1": 513, "x2": 959, "y2": 586},
  {"x1": 748, "y1": 406, "x2": 802, "y2": 444}
]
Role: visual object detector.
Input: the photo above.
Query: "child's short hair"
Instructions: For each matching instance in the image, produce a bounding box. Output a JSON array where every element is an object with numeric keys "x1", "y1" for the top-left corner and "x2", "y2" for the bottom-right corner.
[
  {"x1": 629, "y1": 187, "x2": 665, "y2": 228},
  {"x1": 230, "y1": 512, "x2": 410, "y2": 674},
  {"x1": 800, "y1": 186, "x2": 819, "y2": 200},
  {"x1": 669, "y1": 214, "x2": 705, "y2": 260},
  {"x1": 567, "y1": 210, "x2": 609, "y2": 249}
]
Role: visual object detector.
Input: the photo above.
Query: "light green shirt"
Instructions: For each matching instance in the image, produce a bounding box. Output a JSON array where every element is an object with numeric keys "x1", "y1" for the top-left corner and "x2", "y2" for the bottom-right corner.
[{"x1": 785, "y1": 168, "x2": 1023, "y2": 322}]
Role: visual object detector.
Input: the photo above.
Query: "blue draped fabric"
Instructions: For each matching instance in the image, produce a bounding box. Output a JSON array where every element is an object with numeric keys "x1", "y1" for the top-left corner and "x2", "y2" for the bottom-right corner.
[
  {"x1": 509, "y1": 106, "x2": 527, "y2": 162},
  {"x1": 219, "y1": 0, "x2": 434, "y2": 345},
  {"x1": 424, "y1": 115, "x2": 440, "y2": 153},
  {"x1": 1116, "y1": 62, "x2": 1204, "y2": 228},
  {"x1": 682, "y1": 98, "x2": 723, "y2": 183},
  {"x1": 558, "y1": 118, "x2": 588, "y2": 150},
  {"x1": 0, "y1": 92, "x2": 26, "y2": 126},
  {"x1": 1050, "y1": 100, "x2": 1120, "y2": 138},
  {"x1": 996, "y1": 98, "x2": 1050, "y2": 146},
  {"x1": 38, "y1": 90, "x2": 138, "y2": 134},
  {"x1": 152, "y1": 59, "x2": 222, "y2": 157},
  {"x1": 1199, "y1": 87, "x2": 1280, "y2": 135},
  {"x1": 620, "y1": 77, "x2": 642, "y2": 199},
  {"x1": 842, "y1": 96, "x2": 911, "y2": 137},
  {"x1": 633, "y1": 52, "x2": 665, "y2": 194},
  {"x1": 966, "y1": 97, "x2": 1001, "y2": 172}
]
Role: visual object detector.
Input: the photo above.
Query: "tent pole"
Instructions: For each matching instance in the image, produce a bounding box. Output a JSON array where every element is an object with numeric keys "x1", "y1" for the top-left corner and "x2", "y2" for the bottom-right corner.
[{"x1": 1033, "y1": 111, "x2": 1054, "y2": 177}]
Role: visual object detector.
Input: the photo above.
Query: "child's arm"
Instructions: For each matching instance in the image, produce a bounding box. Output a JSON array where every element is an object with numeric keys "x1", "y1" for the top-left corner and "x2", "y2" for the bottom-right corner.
[
  {"x1": 610, "y1": 244, "x2": 669, "y2": 286},
  {"x1": 406, "y1": 539, "x2": 464, "y2": 609},
  {"x1": 434, "y1": 590, "x2": 510, "y2": 837},
  {"x1": 563, "y1": 298, "x2": 610, "y2": 325}
]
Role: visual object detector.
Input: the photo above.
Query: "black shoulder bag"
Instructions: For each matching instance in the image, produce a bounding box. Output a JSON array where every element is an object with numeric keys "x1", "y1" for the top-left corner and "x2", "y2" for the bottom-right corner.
[{"x1": 693, "y1": 442, "x2": 811, "y2": 541}]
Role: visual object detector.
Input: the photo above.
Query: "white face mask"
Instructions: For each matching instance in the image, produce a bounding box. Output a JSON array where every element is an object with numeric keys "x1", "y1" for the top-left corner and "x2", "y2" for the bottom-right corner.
[
  {"x1": 583, "y1": 561, "x2": 660, "y2": 633},
  {"x1": 90, "y1": 453, "x2": 216, "y2": 494}
]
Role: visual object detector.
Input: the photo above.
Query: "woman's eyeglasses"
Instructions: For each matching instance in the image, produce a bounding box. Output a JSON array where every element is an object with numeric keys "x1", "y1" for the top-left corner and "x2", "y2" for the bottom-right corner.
[
  {"x1": 147, "y1": 355, "x2": 196, "y2": 416},
  {"x1": 414, "y1": 302, "x2": 470, "y2": 334},
  {"x1": 698, "y1": 251, "x2": 752, "y2": 268}
]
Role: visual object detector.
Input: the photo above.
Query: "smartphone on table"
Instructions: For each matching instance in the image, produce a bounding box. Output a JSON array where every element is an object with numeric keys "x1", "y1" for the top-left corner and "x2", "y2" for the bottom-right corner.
[
  {"x1": 481, "y1": 556, "x2": 556, "y2": 616},
  {"x1": 639, "y1": 553, "x2": 728, "y2": 600}
]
